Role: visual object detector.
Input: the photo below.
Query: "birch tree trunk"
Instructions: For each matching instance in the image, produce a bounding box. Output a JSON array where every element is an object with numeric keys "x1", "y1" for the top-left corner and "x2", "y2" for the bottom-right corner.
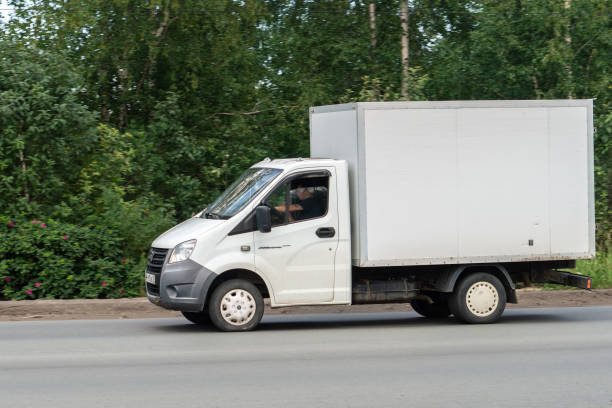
[
  {"x1": 564, "y1": 0, "x2": 573, "y2": 99},
  {"x1": 369, "y1": 3, "x2": 379, "y2": 96},
  {"x1": 369, "y1": 3, "x2": 377, "y2": 61},
  {"x1": 400, "y1": 0, "x2": 409, "y2": 99}
]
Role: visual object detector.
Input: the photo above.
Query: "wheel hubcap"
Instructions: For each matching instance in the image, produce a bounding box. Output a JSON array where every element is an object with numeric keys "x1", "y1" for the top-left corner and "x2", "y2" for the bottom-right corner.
[
  {"x1": 466, "y1": 281, "x2": 498, "y2": 317},
  {"x1": 220, "y1": 289, "x2": 256, "y2": 326}
]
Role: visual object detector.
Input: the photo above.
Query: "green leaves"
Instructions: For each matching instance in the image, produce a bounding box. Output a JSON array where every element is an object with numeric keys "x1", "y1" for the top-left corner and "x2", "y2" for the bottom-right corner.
[{"x1": 0, "y1": 40, "x2": 96, "y2": 213}]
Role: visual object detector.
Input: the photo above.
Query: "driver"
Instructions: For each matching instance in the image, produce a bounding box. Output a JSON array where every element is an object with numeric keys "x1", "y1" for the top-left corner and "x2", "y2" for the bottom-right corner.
[
  {"x1": 291, "y1": 185, "x2": 323, "y2": 220},
  {"x1": 274, "y1": 183, "x2": 324, "y2": 222}
]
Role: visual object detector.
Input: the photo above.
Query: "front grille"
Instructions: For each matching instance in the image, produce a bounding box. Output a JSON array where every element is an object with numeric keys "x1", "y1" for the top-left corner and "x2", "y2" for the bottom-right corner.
[
  {"x1": 146, "y1": 247, "x2": 168, "y2": 296},
  {"x1": 147, "y1": 247, "x2": 169, "y2": 269}
]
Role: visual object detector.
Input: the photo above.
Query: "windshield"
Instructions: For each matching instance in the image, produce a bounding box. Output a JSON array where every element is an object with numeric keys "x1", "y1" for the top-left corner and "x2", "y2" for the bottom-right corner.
[{"x1": 202, "y1": 167, "x2": 282, "y2": 220}]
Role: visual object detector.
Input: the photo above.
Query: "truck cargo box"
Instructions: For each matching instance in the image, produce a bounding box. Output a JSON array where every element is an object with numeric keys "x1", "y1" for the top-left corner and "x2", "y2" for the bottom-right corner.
[{"x1": 310, "y1": 100, "x2": 595, "y2": 267}]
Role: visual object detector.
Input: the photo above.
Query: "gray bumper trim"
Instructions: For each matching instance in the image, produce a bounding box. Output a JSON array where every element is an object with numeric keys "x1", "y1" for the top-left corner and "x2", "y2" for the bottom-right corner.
[{"x1": 147, "y1": 258, "x2": 217, "y2": 312}]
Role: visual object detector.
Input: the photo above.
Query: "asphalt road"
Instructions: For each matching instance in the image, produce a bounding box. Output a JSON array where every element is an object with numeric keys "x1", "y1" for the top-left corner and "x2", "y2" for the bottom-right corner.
[{"x1": 1, "y1": 307, "x2": 611, "y2": 408}]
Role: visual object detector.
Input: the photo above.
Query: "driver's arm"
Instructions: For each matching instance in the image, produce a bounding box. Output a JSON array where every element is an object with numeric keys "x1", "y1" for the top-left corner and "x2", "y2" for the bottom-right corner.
[{"x1": 274, "y1": 203, "x2": 303, "y2": 212}]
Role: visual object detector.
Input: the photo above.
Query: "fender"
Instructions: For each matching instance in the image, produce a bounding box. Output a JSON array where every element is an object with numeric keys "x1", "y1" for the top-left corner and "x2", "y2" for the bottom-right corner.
[
  {"x1": 201, "y1": 266, "x2": 276, "y2": 307},
  {"x1": 438, "y1": 264, "x2": 517, "y2": 303}
]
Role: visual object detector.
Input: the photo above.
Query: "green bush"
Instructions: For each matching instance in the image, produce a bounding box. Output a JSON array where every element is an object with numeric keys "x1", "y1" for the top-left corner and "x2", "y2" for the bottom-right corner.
[{"x1": 0, "y1": 216, "x2": 143, "y2": 300}]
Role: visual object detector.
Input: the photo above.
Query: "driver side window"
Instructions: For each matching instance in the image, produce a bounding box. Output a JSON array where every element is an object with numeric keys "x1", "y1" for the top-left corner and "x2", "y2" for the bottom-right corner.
[{"x1": 264, "y1": 172, "x2": 329, "y2": 228}]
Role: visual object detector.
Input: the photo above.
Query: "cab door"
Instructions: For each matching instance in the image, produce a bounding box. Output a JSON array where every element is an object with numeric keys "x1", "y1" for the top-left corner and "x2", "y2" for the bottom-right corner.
[{"x1": 254, "y1": 168, "x2": 338, "y2": 304}]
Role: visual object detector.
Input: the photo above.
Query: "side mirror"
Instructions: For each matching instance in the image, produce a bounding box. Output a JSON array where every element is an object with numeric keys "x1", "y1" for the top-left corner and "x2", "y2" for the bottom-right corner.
[{"x1": 255, "y1": 205, "x2": 272, "y2": 233}]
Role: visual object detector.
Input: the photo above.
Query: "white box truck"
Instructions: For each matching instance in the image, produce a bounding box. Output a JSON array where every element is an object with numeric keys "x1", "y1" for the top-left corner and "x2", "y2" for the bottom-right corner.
[{"x1": 146, "y1": 100, "x2": 595, "y2": 331}]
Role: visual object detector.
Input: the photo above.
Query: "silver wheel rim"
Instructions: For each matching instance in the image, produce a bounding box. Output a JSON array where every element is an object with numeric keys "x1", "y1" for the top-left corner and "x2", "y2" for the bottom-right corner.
[
  {"x1": 466, "y1": 281, "x2": 498, "y2": 317},
  {"x1": 219, "y1": 289, "x2": 257, "y2": 326}
]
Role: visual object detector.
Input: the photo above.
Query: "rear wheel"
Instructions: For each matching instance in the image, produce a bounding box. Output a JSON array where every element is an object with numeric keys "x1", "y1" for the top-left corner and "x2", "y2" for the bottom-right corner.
[
  {"x1": 410, "y1": 298, "x2": 451, "y2": 318},
  {"x1": 449, "y1": 272, "x2": 506, "y2": 324},
  {"x1": 208, "y1": 279, "x2": 264, "y2": 332},
  {"x1": 181, "y1": 310, "x2": 211, "y2": 325}
]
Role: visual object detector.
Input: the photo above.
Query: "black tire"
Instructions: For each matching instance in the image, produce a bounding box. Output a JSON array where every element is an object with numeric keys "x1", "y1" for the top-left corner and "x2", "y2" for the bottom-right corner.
[
  {"x1": 410, "y1": 298, "x2": 451, "y2": 318},
  {"x1": 449, "y1": 272, "x2": 507, "y2": 324},
  {"x1": 208, "y1": 279, "x2": 264, "y2": 332},
  {"x1": 181, "y1": 310, "x2": 211, "y2": 325}
]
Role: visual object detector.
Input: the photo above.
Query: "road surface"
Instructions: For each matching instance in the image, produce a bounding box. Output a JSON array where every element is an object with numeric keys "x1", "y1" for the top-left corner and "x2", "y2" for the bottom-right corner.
[{"x1": 1, "y1": 306, "x2": 611, "y2": 408}]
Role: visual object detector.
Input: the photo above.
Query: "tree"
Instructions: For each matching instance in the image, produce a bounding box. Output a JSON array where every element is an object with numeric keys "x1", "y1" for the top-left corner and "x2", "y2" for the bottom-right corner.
[{"x1": 0, "y1": 39, "x2": 97, "y2": 216}]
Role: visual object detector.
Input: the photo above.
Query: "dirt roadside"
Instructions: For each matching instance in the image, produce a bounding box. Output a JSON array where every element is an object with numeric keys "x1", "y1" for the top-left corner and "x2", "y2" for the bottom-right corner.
[{"x1": 1, "y1": 288, "x2": 612, "y2": 322}]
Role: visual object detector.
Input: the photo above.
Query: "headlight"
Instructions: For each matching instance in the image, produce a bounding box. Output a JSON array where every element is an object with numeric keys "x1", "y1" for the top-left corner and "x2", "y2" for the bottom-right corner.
[{"x1": 169, "y1": 239, "x2": 197, "y2": 264}]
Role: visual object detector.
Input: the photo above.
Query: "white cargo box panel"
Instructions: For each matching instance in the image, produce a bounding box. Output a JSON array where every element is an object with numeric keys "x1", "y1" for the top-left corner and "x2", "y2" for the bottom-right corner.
[{"x1": 310, "y1": 100, "x2": 595, "y2": 267}]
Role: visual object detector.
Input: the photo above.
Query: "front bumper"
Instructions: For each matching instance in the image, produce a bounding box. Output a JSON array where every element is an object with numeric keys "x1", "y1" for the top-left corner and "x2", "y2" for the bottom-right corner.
[{"x1": 146, "y1": 255, "x2": 217, "y2": 312}]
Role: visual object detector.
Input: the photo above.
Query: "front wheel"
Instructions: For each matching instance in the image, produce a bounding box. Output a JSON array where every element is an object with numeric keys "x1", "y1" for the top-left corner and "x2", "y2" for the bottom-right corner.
[
  {"x1": 449, "y1": 272, "x2": 507, "y2": 324},
  {"x1": 208, "y1": 279, "x2": 264, "y2": 332}
]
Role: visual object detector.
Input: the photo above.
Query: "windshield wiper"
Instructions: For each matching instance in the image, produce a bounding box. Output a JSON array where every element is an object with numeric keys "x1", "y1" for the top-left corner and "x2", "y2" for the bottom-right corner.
[{"x1": 204, "y1": 212, "x2": 222, "y2": 219}]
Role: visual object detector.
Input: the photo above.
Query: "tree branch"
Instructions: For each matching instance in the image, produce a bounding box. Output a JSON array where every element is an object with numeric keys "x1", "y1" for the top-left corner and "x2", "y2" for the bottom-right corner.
[
  {"x1": 573, "y1": 26, "x2": 605, "y2": 59},
  {"x1": 209, "y1": 105, "x2": 300, "y2": 118}
]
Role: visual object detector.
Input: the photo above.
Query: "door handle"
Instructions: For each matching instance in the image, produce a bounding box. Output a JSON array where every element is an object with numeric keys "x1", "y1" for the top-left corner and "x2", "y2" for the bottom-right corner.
[{"x1": 316, "y1": 227, "x2": 335, "y2": 238}]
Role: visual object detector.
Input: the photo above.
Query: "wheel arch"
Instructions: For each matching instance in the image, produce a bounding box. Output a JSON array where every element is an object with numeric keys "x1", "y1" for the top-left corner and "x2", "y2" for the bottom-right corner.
[
  {"x1": 444, "y1": 264, "x2": 517, "y2": 303},
  {"x1": 206, "y1": 268, "x2": 272, "y2": 307}
]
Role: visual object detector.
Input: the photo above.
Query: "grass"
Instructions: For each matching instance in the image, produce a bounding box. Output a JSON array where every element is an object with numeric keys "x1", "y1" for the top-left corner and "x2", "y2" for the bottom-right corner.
[
  {"x1": 536, "y1": 251, "x2": 611, "y2": 290},
  {"x1": 575, "y1": 251, "x2": 612, "y2": 289}
]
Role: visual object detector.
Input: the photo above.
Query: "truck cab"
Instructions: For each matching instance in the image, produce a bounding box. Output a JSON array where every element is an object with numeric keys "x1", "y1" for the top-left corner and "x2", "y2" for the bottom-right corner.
[{"x1": 146, "y1": 158, "x2": 352, "y2": 330}]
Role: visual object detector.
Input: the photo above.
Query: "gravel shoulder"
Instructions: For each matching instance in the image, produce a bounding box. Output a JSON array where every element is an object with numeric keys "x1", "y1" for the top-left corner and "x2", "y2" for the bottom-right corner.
[{"x1": 1, "y1": 288, "x2": 612, "y2": 322}]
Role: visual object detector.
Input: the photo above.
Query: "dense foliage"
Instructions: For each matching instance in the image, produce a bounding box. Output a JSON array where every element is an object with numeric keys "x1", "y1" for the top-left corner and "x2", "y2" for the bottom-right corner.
[
  {"x1": 0, "y1": 216, "x2": 141, "y2": 299},
  {"x1": 0, "y1": 0, "x2": 610, "y2": 298}
]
